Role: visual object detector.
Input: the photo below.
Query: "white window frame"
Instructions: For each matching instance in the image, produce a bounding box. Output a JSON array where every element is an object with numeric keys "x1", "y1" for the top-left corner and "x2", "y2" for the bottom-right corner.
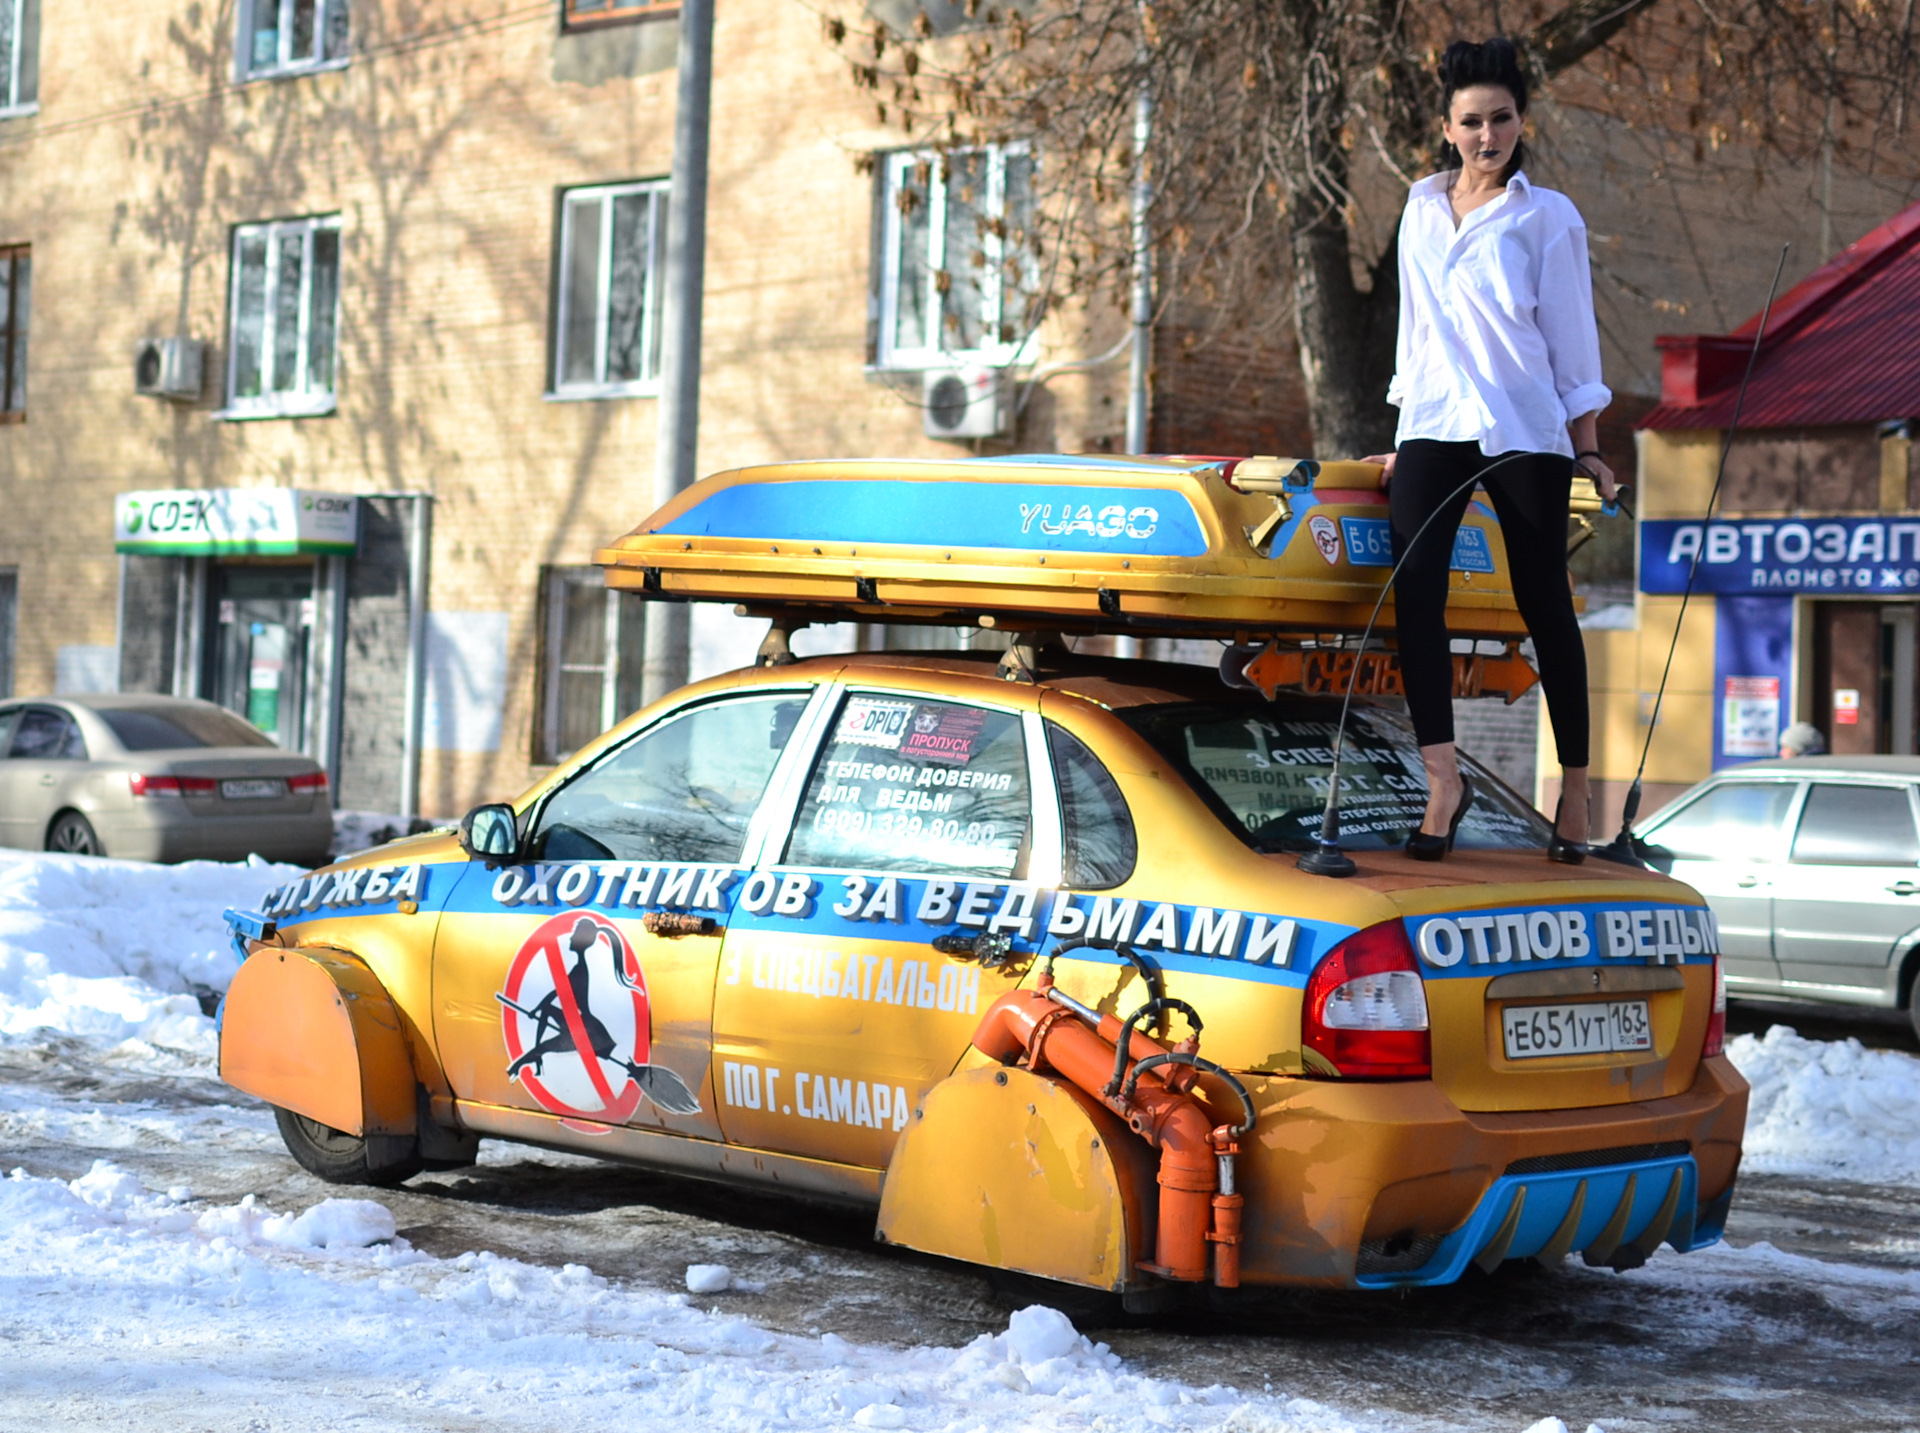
[
  {"x1": 875, "y1": 142, "x2": 1038, "y2": 372},
  {"x1": 0, "y1": 0, "x2": 40, "y2": 118},
  {"x1": 550, "y1": 180, "x2": 669, "y2": 401},
  {"x1": 537, "y1": 566, "x2": 644, "y2": 765},
  {"x1": 236, "y1": 0, "x2": 350, "y2": 82},
  {"x1": 221, "y1": 215, "x2": 342, "y2": 421}
]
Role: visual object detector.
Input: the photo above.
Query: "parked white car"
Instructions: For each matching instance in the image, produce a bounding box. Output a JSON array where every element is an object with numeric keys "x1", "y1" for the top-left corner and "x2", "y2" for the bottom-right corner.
[{"x1": 1637, "y1": 756, "x2": 1920, "y2": 1038}]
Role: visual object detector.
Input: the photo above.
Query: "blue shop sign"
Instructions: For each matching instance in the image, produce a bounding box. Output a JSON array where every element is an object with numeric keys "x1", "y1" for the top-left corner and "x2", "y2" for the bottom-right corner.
[{"x1": 1640, "y1": 517, "x2": 1920, "y2": 595}]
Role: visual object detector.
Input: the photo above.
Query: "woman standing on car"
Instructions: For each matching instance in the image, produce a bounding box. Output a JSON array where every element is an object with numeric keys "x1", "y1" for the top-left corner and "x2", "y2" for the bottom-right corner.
[{"x1": 1370, "y1": 37, "x2": 1617, "y2": 863}]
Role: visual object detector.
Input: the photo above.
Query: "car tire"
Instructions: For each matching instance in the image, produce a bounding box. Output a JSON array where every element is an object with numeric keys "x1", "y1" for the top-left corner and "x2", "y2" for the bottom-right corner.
[
  {"x1": 272, "y1": 1106, "x2": 422, "y2": 1187},
  {"x1": 45, "y1": 811, "x2": 104, "y2": 857},
  {"x1": 1909, "y1": 993, "x2": 1920, "y2": 1046}
]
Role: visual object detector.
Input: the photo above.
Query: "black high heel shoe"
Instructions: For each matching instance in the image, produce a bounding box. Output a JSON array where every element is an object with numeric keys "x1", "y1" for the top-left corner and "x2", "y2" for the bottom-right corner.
[
  {"x1": 1406, "y1": 774, "x2": 1474, "y2": 861},
  {"x1": 1547, "y1": 794, "x2": 1589, "y2": 865}
]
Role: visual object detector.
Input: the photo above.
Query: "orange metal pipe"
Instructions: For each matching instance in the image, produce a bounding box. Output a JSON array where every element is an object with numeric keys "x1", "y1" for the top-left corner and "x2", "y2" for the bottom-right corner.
[{"x1": 970, "y1": 990, "x2": 1221, "y2": 1283}]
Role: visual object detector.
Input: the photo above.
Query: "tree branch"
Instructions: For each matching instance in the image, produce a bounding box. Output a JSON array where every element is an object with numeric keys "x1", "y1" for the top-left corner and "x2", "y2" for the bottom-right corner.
[{"x1": 1528, "y1": 0, "x2": 1660, "y2": 75}]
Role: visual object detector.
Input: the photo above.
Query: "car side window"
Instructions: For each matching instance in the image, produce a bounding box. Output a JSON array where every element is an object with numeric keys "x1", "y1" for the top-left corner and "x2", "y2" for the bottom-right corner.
[
  {"x1": 1047, "y1": 721, "x2": 1136, "y2": 888},
  {"x1": 1648, "y1": 782, "x2": 1796, "y2": 862},
  {"x1": 528, "y1": 694, "x2": 808, "y2": 863},
  {"x1": 9, "y1": 708, "x2": 87, "y2": 761},
  {"x1": 784, "y1": 693, "x2": 1031, "y2": 878},
  {"x1": 0, "y1": 708, "x2": 18, "y2": 755},
  {"x1": 1790, "y1": 783, "x2": 1920, "y2": 867}
]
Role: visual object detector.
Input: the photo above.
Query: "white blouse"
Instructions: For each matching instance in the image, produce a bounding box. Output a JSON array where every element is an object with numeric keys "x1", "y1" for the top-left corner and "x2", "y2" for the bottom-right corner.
[{"x1": 1387, "y1": 170, "x2": 1611, "y2": 458}]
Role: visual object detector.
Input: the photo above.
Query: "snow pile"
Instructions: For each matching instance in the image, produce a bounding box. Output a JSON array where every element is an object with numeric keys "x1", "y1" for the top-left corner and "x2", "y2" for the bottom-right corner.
[
  {"x1": 0, "y1": 1160, "x2": 1430, "y2": 1433},
  {"x1": 1726, "y1": 1025, "x2": 1920, "y2": 1183},
  {"x1": 0, "y1": 851, "x2": 299, "y2": 1054}
]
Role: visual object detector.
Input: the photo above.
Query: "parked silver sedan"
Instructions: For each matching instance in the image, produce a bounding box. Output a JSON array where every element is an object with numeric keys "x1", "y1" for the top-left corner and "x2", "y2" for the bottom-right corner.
[
  {"x1": 0, "y1": 695, "x2": 333, "y2": 865},
  {"x1": 1637, "y1": 756, "x2": 1920, "y2": 1038}
]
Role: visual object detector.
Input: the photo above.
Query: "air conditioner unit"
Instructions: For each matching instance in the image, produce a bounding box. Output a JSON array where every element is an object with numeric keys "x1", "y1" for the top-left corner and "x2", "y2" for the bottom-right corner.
[
  {"x1": 134, "y1": 338, "x2": 205, "y2": 401},
  {"x1": 923, "y1": 366, "x2": 1007, "y2": 440}
]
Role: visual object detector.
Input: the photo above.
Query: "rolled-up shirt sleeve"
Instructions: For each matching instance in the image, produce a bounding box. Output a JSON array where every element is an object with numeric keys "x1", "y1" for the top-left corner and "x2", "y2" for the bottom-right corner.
[{"x1": 1537, "y1": 222, "x2": 1611, "y2": 421}]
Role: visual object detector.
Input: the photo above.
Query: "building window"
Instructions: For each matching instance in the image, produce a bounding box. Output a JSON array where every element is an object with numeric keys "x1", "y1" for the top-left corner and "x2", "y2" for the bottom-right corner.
[
  {"x1": 238, "y1": 0, "x2": 349, "y2": 80},
  {"x1": 535, "y1": 567, "x2": 646, "y2": 764},
  {"x1": 0, "y1": 245, "x2": 26, "y2": 420},
  {"x1": 226, "y1": 217, "x2": 341, "y2": 419},
  {"x1": 875, "y1": 144, "x2": 1039, "y2": 370},
  {"x1": 563, "y1": 0, "x2": 678, "y2": 29},
  {"x1": 0, "y1": 0, "x2": 40, "y2": 114},
  {"x1": 553, "y1": 181, "x2": 668, "y2": 399}
]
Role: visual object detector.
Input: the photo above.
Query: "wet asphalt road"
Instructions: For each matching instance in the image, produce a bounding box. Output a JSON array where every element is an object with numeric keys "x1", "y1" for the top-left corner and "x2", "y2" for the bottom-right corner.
[{"x1": 5, "y1": 1008, "x2": 1917, "y2": 1433}]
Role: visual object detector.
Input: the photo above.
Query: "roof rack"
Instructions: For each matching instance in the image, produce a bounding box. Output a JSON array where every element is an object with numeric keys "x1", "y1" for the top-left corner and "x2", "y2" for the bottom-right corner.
[{"x1": 597, "y1": 456, "x2": 1541, "y2": 656}]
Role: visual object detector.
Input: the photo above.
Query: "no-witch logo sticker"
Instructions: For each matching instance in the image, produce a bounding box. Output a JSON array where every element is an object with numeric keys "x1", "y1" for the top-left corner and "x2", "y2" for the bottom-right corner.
[{"x1": 496, "y1": 911, "x2": 700, "y2": 1127}]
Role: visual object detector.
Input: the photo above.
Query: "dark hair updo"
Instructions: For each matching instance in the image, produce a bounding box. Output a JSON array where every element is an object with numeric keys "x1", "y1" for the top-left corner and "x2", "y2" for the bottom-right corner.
[{"x1": 1438, "y1": 37, "x2": 1530, "y2": 180}]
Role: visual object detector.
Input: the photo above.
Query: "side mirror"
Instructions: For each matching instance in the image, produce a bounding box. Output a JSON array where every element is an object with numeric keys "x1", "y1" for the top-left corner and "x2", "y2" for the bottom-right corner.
[{"x1": 459, "y1": 803, "x2": 520, "y2": 866}]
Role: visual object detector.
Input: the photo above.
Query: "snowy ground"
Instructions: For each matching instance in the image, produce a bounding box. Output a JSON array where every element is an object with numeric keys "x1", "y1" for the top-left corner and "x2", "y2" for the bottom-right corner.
[{"x1": 5, "y1": 851, "x2": 1920, "y2": 1431}]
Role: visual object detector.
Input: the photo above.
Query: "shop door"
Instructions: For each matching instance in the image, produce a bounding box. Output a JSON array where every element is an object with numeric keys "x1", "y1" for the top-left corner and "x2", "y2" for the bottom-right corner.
[
  {"x1": 1811, "y1": 602, "x2": 1920, "y2": 756},
  {"x1": 208, "y1": 565, "x2": 314, "y2": 751}
]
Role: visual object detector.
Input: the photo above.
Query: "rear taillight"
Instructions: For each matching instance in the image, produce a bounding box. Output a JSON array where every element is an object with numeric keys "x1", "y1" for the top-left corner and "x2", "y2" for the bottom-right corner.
[
  {"x1": 1703, "y1": 952, "x2": 1727, "y2": 1057},
  {"x1": 129, "y1": 774, "x2": 217, "y2": 797},
  {"x1": 1302, "y1": 919, "x2": 1432, "y2": 1080},
  {"x1": 288, "y1": 771, "x2": 329, "y2": 792}
]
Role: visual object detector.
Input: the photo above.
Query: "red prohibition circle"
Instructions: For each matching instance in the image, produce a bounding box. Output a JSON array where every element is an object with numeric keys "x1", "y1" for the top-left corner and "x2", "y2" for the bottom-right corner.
[{"x1": 499, "y1": 909, "x2": 651, "y2": 1124}]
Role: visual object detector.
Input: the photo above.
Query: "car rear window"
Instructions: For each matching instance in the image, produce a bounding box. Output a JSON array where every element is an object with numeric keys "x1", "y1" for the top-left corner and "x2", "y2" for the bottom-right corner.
[
  {"x1": 1791, "y1": 783, "x2": 1920, "y2": 866},
  {"x1": 97, "y1": 706, "x2": 276, "y2": 751},
  {"x1": 1123, "y1": 702, "x2": 1547, "y2": 852}
]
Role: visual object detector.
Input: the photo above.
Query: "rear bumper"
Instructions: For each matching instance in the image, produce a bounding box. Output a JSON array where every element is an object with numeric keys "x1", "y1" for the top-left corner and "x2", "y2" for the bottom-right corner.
[
  {"x1": 101, "y1": 805, "x2": 334, "y2": 864},
  {"x1": 1237, "y1": 1055, "x2": 1748, "y2": 1288}
]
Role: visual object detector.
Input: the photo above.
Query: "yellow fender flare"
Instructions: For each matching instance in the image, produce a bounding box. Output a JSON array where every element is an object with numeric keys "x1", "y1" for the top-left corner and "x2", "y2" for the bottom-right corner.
[
  {"x1": 877, "y1": 1064, "x2": 1157, "y2": 1292},
  {"x1": 220, "y1": 946, "x2": 418, "y2": 1139}
]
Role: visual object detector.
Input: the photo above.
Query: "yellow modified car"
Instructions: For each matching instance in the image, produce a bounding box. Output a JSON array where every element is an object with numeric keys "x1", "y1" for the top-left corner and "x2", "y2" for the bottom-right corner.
[{"x1": 219, "y1": 455, "x2": 1746, "y2": 1303}]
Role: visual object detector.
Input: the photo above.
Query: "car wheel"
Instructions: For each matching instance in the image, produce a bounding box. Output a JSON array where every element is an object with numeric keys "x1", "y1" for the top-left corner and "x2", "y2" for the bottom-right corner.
[
  {"x1": 1910, "y1": 993, "x2": 1920, "y2": 1046},
  {"x1": 45, "y1": 811, "x2": 103, "y2": 857},
  {"x1": 272, "y1": 1106, "x2": 422, "y2": 1187}
]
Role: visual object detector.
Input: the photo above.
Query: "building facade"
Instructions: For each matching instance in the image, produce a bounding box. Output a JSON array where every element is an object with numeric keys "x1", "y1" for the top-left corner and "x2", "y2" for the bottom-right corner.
[{"x1": 0, "y1": 0, "x2": 1132, "y2": 821}]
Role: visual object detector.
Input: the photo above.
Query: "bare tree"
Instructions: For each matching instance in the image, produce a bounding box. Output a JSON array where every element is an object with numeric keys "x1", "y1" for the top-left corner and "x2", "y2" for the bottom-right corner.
[{"x1": 826, "y1": 0, "x2": 1920, "y2": 455}]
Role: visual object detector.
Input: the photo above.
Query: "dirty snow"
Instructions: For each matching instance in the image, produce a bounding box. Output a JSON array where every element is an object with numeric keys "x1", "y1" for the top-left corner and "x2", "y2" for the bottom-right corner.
[
  {"x1": 0, "y1": 1158, "x2": 1424, "y2": 1433},
  {"x1": 1725, "y1": 1024, "x2": 1920, "y2": 1183}
]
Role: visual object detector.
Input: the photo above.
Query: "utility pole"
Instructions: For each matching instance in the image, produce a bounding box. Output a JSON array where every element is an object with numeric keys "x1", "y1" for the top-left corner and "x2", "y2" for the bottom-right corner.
[{"x1": 643, "y1": 0, "x2": 716, "y2": 705}]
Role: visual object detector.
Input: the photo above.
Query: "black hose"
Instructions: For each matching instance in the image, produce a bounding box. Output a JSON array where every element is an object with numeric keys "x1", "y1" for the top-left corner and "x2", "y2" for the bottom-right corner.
[
  {"x1": 1106, "y1": 997, "x2": 1204, "y2": 1097},
  {"x1": 1120, "y1": 1051, "x2": 1257, "y2": 1137},
  {"x1": 1041, "y1": 938, "x2": 1163, "y2": 1003}
]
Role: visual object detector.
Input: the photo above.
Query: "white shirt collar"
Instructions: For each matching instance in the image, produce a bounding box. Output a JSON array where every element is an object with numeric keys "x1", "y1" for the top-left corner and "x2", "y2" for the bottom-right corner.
[{"x1": 1412, "y1": 168, "x2": 1532, "y2": 203}]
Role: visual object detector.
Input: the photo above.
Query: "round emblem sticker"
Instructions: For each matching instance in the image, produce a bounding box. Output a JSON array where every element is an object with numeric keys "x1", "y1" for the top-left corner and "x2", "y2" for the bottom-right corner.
[{"x1": 496, "y1": 911, "x2": 700, "y2": 1125}]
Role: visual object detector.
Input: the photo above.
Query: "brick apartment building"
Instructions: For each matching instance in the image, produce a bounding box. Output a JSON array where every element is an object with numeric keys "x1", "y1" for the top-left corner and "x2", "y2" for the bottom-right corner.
[
  {"x1": 0, "y1": 0, "x2": 1143, "y2": 820},
  {"x1": 0, "y1": 1, "x2": 1910, "y2": 826}
]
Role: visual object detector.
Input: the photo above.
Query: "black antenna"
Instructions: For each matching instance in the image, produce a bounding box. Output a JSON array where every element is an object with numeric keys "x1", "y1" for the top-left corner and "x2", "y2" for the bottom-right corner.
[
  {"x1": 1596, "y1": 245, "x2": 1792, "y2": 867},
  {"x1": 1298, "y1": 452, "x2": 1542, "y2": 877}
]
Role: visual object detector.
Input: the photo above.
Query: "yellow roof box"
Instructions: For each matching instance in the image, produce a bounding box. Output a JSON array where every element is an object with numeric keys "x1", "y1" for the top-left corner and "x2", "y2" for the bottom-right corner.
[{"x1": 597, "y1": 455, "x2": 1531, "y2": 642}]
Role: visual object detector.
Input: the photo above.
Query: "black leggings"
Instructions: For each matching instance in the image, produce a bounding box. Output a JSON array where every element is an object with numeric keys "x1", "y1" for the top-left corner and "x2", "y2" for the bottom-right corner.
[{"x1": 1389, "y1": 439, "x2": 1589, "y2": 769}]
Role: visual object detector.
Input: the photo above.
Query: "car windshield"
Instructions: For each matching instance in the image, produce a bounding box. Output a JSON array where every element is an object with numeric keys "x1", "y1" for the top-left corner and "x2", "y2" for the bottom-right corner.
[
  {"x1": 96, "y1": 705, "x2": 277, "y2": 751},
  {"x1": 1124, "y1": 701, "x2": 1549, "y2": 852}
]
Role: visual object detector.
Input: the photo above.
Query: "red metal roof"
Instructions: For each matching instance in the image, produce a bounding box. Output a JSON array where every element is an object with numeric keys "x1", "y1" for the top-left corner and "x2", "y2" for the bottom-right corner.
[{"x1": 1639, "y1": 199, "x2": 1920, "y2": 431}]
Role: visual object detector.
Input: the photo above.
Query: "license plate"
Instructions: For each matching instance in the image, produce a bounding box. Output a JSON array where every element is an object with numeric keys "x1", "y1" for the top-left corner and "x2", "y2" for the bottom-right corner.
[
  {"x1": 1501, "y1": 1000, "x2": 1652, "y2": 1060},
  {"x1": 220, "y1": 778, "x2": 284, "y2": 801}
]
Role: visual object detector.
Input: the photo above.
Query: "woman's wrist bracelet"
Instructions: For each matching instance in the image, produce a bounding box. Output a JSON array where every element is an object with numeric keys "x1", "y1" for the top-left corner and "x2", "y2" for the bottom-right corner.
[{"x1": 1575, "y1": 449, "x2": 1604, "y2": 461}]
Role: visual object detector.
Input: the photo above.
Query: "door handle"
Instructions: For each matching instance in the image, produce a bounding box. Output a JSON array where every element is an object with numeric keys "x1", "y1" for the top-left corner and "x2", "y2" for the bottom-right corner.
[
  {"x1": 38, "y1": 773, "x2": 56, "y2": 786},
  {"x1": 641, "y1": 911, "x2": 721, "y2": 937},
  {"x1": 1888, "y1": 881, "x2": 1920, "y2": 897},
  {"x1": 1736, "y1": 874, "x2": 1760, "y2": 889}
]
